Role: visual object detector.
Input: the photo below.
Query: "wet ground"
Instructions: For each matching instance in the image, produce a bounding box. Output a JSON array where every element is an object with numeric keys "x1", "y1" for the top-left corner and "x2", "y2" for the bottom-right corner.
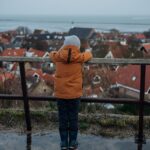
[{"x1": 0, "y1": 131, "x2": 149, "y2": 150}]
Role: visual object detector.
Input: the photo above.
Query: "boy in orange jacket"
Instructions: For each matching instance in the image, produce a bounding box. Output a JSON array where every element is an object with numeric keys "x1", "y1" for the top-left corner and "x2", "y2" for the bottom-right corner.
[{"x1": 49, "y1": 35, "x2": 92, "y2": 150}]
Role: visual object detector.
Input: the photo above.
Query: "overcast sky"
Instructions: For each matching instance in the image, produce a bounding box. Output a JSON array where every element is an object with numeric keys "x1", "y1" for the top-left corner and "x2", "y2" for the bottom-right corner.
[{"x1": 0, "y1": 0, "x2": 150, "y2": 16}]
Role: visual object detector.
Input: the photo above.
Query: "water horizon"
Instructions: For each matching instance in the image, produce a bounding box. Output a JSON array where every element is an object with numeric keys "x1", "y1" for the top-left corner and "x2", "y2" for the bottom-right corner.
[{"x1": 0, "y1": 15, "x2": 150, "y2": 33}]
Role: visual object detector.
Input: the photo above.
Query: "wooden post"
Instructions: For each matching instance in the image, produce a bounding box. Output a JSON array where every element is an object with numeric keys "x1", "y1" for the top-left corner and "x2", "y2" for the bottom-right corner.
[
  {"x1": 19, "y1": 62, "x2": 31, "y2": 131},
  {"x1": 135, "y1": 64, "x2": 146, "y2": 150}
]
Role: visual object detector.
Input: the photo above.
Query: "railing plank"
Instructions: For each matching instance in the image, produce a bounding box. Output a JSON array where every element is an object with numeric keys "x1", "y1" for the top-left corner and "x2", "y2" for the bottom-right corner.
[
  {"x1": 0, "y1": 56, "x2": 150, "y2": 64},
  {"x1": 1, "y1": 94, "x2": 150, "y2": 105}
]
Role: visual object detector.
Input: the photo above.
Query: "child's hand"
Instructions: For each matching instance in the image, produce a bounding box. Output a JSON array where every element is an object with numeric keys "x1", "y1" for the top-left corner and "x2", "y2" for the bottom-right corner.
[{"x1": 85, "y1": 47, "x2": 92, "y2": 52}]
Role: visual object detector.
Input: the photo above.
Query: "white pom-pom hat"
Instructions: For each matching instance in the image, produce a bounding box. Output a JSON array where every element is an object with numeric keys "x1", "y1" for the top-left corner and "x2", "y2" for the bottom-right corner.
[{"x1": 63, "y1": 35, "x2": 80, "y2": 48}]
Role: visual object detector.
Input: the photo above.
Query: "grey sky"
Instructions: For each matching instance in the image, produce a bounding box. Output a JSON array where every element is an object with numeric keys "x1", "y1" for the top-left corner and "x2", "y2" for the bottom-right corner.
[{"x1": 0, "y1": 0, "x2": 150, "y2": 16}]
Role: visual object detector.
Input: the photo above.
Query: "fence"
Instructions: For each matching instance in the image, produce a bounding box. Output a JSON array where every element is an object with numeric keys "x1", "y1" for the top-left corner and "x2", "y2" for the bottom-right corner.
[{"x1": 0, "y1": 56, "x2": 150, "y2": 150}]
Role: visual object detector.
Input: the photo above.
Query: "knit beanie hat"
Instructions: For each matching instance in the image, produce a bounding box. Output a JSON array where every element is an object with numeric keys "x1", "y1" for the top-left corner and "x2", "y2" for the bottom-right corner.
[{"x1": 63, "y1": 35, "x2": 80, "y2": 48}]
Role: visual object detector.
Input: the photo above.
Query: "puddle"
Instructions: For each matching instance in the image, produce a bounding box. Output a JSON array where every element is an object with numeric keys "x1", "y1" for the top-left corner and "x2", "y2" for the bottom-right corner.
[{"x1": 0, "y1": 131, "x2": 149, "y2": 150}]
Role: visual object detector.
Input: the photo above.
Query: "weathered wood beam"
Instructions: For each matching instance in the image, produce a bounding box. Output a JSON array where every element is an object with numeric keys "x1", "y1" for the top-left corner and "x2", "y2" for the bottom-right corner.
[{"x1": 0, "y1": 56, "x2": 150, "y2": 64}]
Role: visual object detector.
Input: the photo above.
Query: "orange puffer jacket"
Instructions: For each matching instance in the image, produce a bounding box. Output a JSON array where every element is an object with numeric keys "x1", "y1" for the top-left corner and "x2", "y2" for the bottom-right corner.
[{"x1": 49, "y1": 45, "x2": 92, "y2": 99}]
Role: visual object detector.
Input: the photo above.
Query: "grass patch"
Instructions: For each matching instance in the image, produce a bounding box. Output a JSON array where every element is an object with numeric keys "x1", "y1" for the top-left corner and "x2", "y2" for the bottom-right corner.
[{"x1": 80, "y1": 122, "x2": 90, "y2": 131}]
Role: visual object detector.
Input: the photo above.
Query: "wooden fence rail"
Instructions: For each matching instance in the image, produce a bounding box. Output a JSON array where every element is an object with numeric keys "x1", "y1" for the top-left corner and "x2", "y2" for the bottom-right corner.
[{"x1": 0, "y1": 56, "x2": 150, "y2": 64}]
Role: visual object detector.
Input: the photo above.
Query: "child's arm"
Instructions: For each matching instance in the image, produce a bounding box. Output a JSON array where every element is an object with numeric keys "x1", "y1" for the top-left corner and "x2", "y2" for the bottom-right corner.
[
  {"x1": 49, "y1": 51, "x2": 60, "y2": 63},
  {"x1": 77, "y1": 51, "x2": 93, "y2": 63}
]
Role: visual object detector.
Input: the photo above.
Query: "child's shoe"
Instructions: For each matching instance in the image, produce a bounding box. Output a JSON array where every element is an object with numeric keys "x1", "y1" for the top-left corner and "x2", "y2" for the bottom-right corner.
[
  {"x1": 61, "y1": 146, "x2": 68, "y2": 150},
  {"x1": 69, "y1": 140, "x2": 78, "y2": 150},
  {"x1": 69, "y1": 146, "x2": 78, "y2": 150}
]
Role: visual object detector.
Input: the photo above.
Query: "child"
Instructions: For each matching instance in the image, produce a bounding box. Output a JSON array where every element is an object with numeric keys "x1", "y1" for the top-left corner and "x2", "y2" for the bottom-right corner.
[{"x1": 49, "y1": 35, "x2": 92, "y2": 150}]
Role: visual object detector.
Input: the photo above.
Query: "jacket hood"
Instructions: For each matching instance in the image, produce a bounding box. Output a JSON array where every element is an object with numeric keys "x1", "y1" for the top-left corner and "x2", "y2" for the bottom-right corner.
[
  {"x1": 58, "y1": 45, "x2": 80, "y2": 63},
  {"x1": 54, "y1": 35, "x2": 81, "y2": 63}
]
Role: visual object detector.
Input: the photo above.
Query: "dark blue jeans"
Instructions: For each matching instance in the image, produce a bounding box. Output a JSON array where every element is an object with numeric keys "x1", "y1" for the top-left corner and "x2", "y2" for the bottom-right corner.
[{"x1": 57, "y1": 98, "x2": 80, "y2": 148}]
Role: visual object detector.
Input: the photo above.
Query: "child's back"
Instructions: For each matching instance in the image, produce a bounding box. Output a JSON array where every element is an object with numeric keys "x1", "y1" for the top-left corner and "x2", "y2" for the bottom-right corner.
[{"x1": 49, "y1": 35, "x2": 92, "y2": 150}]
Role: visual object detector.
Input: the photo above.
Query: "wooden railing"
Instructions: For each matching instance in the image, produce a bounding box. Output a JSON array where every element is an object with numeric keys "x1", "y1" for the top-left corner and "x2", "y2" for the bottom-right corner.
[{"x1": 0, "y1": 56, "x2": 150, "y2": 150}]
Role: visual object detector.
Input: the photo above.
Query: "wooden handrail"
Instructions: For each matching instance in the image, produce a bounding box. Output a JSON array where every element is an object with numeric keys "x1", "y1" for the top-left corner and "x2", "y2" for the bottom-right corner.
[{"x1": 0, "y1": 56, "x2": 150, "y2": 64}]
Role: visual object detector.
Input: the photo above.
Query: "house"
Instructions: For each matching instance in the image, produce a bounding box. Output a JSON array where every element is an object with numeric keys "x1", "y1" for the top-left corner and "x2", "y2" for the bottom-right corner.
[
  {"x1": 26, "y1": 69, "x2": 54, "y2": 87},
  {"x1": 1, "y1": 48, "x2": 26, "y2": 57},
  {"x1": 26, "y1": 33, "x2": 51, "y2": 50},
  {"x1": 28, "y1": 33, "x2": 52, "y2": 41},
  {"x1": 1, "y1": 48, "x2": 26, "y2": 72},
  {"x1": 27, "y1": 48, "x2": 49, "y2": 57},
  {"x1": 68, "y1": 27, "x2": 95, "y2": 40},
  {"x1": 28, "y1": 79, "x2": 53, "y2": 108},
  {"x1": 0, "y1": 71, "x2": 15, "y2": 95},
  {"x1": 25, "y1": 48, "x2": 50, "y2": 69},
  {"x1": 120, "y1": 39, "x2": 127, "y2": 46},
  {"x1": 0, "y1": 33, "x2": 12, "y2": 49},
  {"x1": 92, "y1": 39, "x2": 129, "y2": 58},
  {"x1": 25, "y1": 69, "x2": 54, "y2": 108},
  {"x1": 33, "y1": 29, "x2": 48, "y2": 35},
  {"x1": 83, "y1": 65, "x2": 115, "y2": 98},
  {"x1": 139, "y1": 43, "x2": 150, "y2": 58},
  {"x1": 26, "y1": 32, "x2": 64, "y2": 51},
  {"x1": 105, "y1": 45, "x2": 128, "y2": 59},
  {"x1": 0, "y1": 72, "x2": 15, "y2": 83},
  {"x1": 96, "y1": 41, "x2": 128, "y2": 59},
  {"x1": 0, "y1": 36, "x2": 10, "y2": 45},
  {"x1": 28, "y1": 79, "x2": 53, "y2": 96},
  {"x1": 16, "y1": 26, "x2": 32, "y2": 35},
  {"x1": 110, "y1": 65, "x2": 150, "y2": 99},
  {"x1": 26, "y1": 69, "x2": 54, "y2": 100},
  {"x1": 134, "y1": 33, "x2": 146, "y2": 43},
  {"x1": 11, "y1": 35, "x2": 25, "y2": 48}
]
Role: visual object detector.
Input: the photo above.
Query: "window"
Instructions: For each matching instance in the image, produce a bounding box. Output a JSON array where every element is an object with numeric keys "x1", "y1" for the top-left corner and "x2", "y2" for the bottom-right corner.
[
  {"x1": 132, "y1": 76, "x2": 136, "y2": 81},
  {"x1": 46, "y1": 35, "x2": 50, "y2": 39},
  {"x1": 0, "y1": 47, "x2": 3, "y2": 52},
  {"x1": 33, "y1": 73, "x2": 40, "y2": 82}
]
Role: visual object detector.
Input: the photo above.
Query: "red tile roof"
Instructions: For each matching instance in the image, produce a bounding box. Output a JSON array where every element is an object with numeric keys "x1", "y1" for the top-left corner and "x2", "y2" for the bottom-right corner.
[
  {"x1": 103, "y1": 42, "x2": 128, "y2": 58},
  {"x1": 2, "y1": 48, "x2": 26, "y2": 56},
  {"x1": 114, "y1": 65, "x2": 150, "y2": 93},
  {"x1": 42, "y1": 73, "x2": 54, "y2": 85},
  {"x1": 0, "y1": 72, "x2": 15, "y2": 82},
  {"x1": 135, "y1": 34, "x2": 146, "y2": 39},
  {"x1": 142, "y1": 43, "x2": 150, "y2": 52},
  {"x1": 0, "y1": 37, "x2": 10, "y2": 44},
  {"x1": 29, "y1": 48, "x2": 47, "y2": 57},
  {"x1": 111, "y1": 46, "x2": 127, "y2": 58}
]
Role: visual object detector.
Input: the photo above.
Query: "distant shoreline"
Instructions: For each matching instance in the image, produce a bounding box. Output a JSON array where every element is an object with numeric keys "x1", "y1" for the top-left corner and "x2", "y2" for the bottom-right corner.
[{"x1": 0, "y1": 15, "x2": 150, "y2": 33}]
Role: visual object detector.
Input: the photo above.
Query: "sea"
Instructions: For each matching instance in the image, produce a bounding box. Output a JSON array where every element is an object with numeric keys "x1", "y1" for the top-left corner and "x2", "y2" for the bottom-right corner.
[{"x1": 0, "y1": 15, "x2": 150, "y2": 33}]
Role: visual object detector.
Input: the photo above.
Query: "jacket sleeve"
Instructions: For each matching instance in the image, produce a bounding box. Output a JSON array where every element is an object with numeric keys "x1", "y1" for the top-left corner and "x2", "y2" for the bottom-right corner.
[
  {"x1": 77, "y1": 51, "x2": 93, "y2": 63},
  {"x1": 49, "y1": 51, "x2": 59, "y2": 63}
]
